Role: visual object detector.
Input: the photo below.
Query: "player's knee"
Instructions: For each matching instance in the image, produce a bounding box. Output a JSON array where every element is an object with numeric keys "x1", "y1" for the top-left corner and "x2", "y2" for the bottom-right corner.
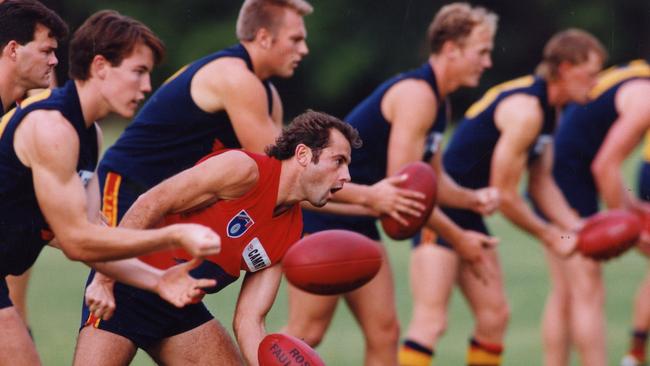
[
  {"x1": 285, "y1": 322, "x2": 328, "y2": 347},
  {"x1": 366, "y1": 316, "x2": 400, "y2": 348},
  {"x1": 476, "y1": 301, "x2": 510, "y2": 333},
  {"x1": 412, "y1": 307, "x2": 449, "y2": 340}
]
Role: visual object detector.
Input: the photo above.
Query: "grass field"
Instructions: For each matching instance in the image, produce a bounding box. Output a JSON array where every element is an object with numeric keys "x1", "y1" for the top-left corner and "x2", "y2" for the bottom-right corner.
[{"x1": 25, "y1": 119, "x2": 649, "y2": 365}]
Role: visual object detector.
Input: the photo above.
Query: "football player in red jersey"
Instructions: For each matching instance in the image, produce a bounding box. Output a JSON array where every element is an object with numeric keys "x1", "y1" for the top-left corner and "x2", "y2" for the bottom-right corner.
[{"x1": 74, "y1": 110, "x2": 361, "y2": 366}]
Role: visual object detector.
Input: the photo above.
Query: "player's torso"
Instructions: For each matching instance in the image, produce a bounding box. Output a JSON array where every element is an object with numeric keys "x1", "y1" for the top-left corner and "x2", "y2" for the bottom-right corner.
[
  {"x1": 100, "y1": 44, "x2": 274, "y2": 188},
  {"x1": 0, "y1": 81, "x2": 98, "y2": 275},
  {"x1": 444, "y1": 75, "x2": 554, "y2": 187},
  {"x1": 139, "y1": 153, "x2": 302, "y2": 292},
  {"x1": 346, "y1": 62, "x2": 447, "y2": 186},
  {"x1": 556, "y1": 60, "x2": 650, "y2": 163}
]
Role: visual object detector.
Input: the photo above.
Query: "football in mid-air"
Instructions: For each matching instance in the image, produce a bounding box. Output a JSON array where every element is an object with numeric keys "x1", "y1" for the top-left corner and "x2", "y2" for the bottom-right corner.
[
  {"x1": 283, "y1": 230, "x2": 382, "y2": 295},
  {"x1": 258, "y1": 333, "x2": 325, "y2": 366},
  {"x1": 577, "y1": 209, "x2": 642, "y2": 260},
  {"x1": 380, "y1": 161, "x2": 437, "y2": 240}
]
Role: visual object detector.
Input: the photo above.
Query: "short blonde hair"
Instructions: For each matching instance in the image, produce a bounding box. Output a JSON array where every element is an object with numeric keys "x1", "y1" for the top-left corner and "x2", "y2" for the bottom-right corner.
[
  {"x1": 236, "y1": 0, "x2": 313, "y2": 41},
  {"x1": 427, "y1": 2, "x2": 498, "y2": 54},
  {"x1": 535, "y1": 28, "x2": 607, "y2": 80}
]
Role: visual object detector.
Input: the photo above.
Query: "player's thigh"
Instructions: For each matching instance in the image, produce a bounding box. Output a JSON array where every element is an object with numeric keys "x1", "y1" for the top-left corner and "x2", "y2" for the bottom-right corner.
[
  {"x1": 344, "y1": 243, "x2": 397, "y2": 330},
  {"x1": 458, "y1": 247, "x2": 507, "y2": 313},
  {"x1": 146, "y1": 319, "x2": 244, "y2": 365},
  {"x1": 0, "y1": 306, "x2": 40, "y2": 366},
  {"x1": 544, "y1": 248, "x2": 571, "y2": 294},
  {"x1": 410, "y1": 243, "x2": 459, "y2": 309},
  {"x1": 287, "y1": 281, "x2": 340, "y2": 324},
  {"x1": 73, "y1": 326, "x2": 137, "y2": 366}
]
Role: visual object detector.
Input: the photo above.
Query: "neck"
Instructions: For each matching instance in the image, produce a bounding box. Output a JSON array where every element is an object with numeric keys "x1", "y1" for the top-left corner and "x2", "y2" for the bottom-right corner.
[
  {"x1": 429, "y1": 55, "x2": 460, "y2": 98},
  {"x1": 275, "y1": 159, "x2": 302, "y2": 215},
  {"x1": 0, "y1": 62, "x2": 26, "y2": 111},
  {"x1": 241, "y1": 42, "x2": 273, "y2": 80},
  {"x1": 74, "y1": 79, "x2": 108, "y2": 128},
  {"x1": 545, "y1": 78, "x2": 567, "y2": 107}
]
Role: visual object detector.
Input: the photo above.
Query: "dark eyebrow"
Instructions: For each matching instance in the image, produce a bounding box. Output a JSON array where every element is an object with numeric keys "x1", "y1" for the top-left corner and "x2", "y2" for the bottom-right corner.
[{"x1": 335, "y1": 154, "x2": 350, "y2": 164}]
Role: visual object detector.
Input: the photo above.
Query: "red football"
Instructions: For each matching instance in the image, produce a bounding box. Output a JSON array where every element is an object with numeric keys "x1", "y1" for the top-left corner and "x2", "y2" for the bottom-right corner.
[
  {"x1": 380, "y1": 161, "x2": 437, "y2": 240},
  {"x1": 577, "y1": 209, "x2": 642, "y2": 260},
  {"x1": 283, "y1": 230, "x2": 382, "y2": 295},
  {"x1": 258, "y1": 333, "x2": 325, "y2": 366}
]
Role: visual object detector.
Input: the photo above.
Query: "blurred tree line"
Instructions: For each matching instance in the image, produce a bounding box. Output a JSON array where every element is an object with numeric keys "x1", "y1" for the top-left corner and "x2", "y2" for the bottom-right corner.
[{"x1": 40, "y1": 0, "x2": 650, "y2": 122}]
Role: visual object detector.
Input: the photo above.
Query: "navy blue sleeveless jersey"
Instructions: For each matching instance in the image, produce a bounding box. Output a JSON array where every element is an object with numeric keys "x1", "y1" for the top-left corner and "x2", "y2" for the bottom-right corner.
[
  {"x1": 0, "y1": 80, "x2": 98, "y2": 276},
  {"x1": 443, "y1": 75, "x2": 555, "y2": 188},
  {"x1": 553, "y1": 60, "x2": 650, "y2": 216},
  {"x1": 99, "y1": 44, "x2": 274, "y2": 188},
  {"x1": 303, "y1": 62, "x2": 447, "y2": 239}
]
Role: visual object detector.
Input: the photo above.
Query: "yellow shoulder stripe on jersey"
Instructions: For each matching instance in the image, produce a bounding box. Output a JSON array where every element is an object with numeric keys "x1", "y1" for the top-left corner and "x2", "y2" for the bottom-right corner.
[
  {"x1": 20, "y1": 89, "x2": 52, "y2": 108},
  {"x1": 0, "y1": 108, "x2": 16, "y2": 139},
  {"x1": 465, "y1": 75, "x2": 535, "y2": 119},
  {"x1": 643, "y1": 130, "x2": 650, "y2": 162},
  {"x1": 590, "y1": 60, "x2": 650, "y2": 99},
  {"x1": 163, "y1": 64, "x2": 189, "y2": 85}
]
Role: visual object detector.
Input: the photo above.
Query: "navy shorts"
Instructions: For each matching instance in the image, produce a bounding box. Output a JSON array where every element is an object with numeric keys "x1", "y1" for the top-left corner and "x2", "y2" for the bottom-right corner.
[
  {"x1": 553, "y1": 158, "x2": 599, "y2": 217},
  {"x1": 302, "y1": 210, "x2": 380, "y2": 240},
  {"x1": 639, "y1": 162, "x2": 650, "y2": 202},
  {"x1": 435, "y1": 207, "x2": 490, "y2": 250},
  {"x1": 80, "y1": 271, "x2": 214, "y2": 349},
  {"x1": 0, "y1": 277, "x2": 11, "y2": 309}
]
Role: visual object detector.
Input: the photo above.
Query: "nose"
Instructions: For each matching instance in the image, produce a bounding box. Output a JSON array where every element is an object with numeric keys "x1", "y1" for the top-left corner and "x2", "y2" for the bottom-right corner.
[
  {"x1": 300, "y1": 41, "x2": 309, "y2": 57},
  {"x1": 49, "y1": 52, "x2": 58, "y2": 67},
  {"x1": 340, "y1": 165, "x2": 351, "y2": 183},
  {"x1": 483, "y1": 54, "x2": 492, "y2": 69},
  {"x1": 141, "y1": 73, "x2": 152, "y2": 94}
]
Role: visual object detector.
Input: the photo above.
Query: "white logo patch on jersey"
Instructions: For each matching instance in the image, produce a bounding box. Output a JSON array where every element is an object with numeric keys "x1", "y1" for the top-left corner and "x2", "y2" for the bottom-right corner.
[
  {"x1": 533, "y1": 134, "x2": 553, "y2": 155},
  {"x1": 243, "y1": 237, "x2": 271, "y2": 272},
  {"x1": 425, "y1": 132, "x2": 444, "y2": 155},
  {"x1": 78, "y1": 170, "x2": 94, "y2": 188}
]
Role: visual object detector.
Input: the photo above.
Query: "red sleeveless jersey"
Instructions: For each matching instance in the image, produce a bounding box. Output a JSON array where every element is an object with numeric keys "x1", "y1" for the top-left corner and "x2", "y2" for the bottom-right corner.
[{"x1": 139, "y1": 152, "x2": 303, "y2": 278}]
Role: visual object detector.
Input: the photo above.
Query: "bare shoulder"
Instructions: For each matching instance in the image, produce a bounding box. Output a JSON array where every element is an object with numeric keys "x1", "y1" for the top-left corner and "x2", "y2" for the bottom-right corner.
[
  {"x1": 204, "y1": 150, "x2": 260, "y2": 186},
  {"x1": 200, "y1": 57, "x2": 261, "y2": 90},
  {"x1": 385, "y1": 78, "x2": 437, "y2": 104},
  {"x1": 495, "y1": 93, "x2": 543, "y2": 125},
  {"x1": 15, "y1": 110, "x2": 79, "y2": 167},
  {"x1": 382, "y1": 78, "x2": 437, "y2": 122},
  {"x1": 616, "y1": 79, "x2": 650, "y2": 112}
]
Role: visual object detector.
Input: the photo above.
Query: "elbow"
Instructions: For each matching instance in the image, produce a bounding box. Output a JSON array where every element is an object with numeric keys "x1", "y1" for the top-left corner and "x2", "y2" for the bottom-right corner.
[
  {"x1": 590, "y1": 158, "x2": 607, "y2": 183},
  {"x1": 56, "y1": 228, "x2": 96, "y2": 262}
]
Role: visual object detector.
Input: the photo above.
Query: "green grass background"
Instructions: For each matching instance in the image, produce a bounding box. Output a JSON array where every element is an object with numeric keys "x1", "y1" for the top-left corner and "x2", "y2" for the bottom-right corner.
[{"x1": 26, "y1": 120, "x2": 649, "y2": 365}]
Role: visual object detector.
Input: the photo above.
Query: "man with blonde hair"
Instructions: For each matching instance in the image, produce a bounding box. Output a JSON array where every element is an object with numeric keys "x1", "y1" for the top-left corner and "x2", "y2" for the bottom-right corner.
[
  {"x1": 410, "y1": 29, "x2": 605, "y2": 366},
  {"x1": 286, "y1": 3, "x2": 501, "y2": 365}
]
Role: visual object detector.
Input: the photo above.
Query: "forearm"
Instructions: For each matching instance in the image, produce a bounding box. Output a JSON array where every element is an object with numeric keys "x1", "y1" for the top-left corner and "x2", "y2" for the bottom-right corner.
[
  {"x1": 301, "y1": 201, "x2": 376, "y2": 217},
  {"x1": 594, "y1": 169, "x2": 633, "y2": 209},
  {"x1": 436, "y1": 171, "x2": 475, "y2": 209},
  {"x1": 59, "y1": 224, "x2": 179, "y2": 262},
  {"x1": 331, "y1": 182, "x2": 371, "y2": 206},
  {"x1": 529, "y1": 179, "x2": 581, "y2": 230},
  {"x1": 233, "y1": 313, "x2": 265, "y2": 365},
  {"x1": 89, "y1": 258, "x2": 162, "y2": 292},
  {"x1": 499, "y1": 191, "x2": 549, "y2": 240}
]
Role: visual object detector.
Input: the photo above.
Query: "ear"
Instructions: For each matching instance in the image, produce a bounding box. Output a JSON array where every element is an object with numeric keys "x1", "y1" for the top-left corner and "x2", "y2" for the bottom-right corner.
[
  {"x1": 295, "y1": 143, "x2": 312, "y2": 166},
  {"x1": 256, "y1": 28, "x2": 273, "y2": 49},
  {"x1": 557, "y1": 61, "x2": 574, "y2": 79},
  {"x1": 440, "y1": 40, "x2": 461, "y2": 59},
  {"x1": 89, "y1": 55, "x2": 110, "y2": 80},
  {"x1": 2, "y1": 40, "x2": 19, "y2": 61}
]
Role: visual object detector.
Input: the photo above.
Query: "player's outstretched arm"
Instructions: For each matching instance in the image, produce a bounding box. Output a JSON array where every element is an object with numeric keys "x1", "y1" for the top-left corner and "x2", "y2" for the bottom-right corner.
[
  {"x1": 15, "y1": 110, "x2": 219, "y2": 262},
  {"x1": 491, "y1": 95, "x2": 574, "y2": 255},
  {"x1": 593, "y1": 81, "x2": 650, "y2": 209},
  {"x1": 121, "y1": 150, "x2": 258, "y2": 256},
  {"x1": 431, "y1": 152, "x2": 500, "y2": 214},
  {"x1": 233, "y1": 265, "x2": 283, "y2": 366},
  {"x1": 86, "y1": 258, "x2": 216, "y2": 320}
]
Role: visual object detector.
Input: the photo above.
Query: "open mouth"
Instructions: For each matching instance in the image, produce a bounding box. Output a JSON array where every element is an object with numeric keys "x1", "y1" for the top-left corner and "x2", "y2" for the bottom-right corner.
[{"x1": 330, "y1": 186, "x2": 342, "y2": 194}]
